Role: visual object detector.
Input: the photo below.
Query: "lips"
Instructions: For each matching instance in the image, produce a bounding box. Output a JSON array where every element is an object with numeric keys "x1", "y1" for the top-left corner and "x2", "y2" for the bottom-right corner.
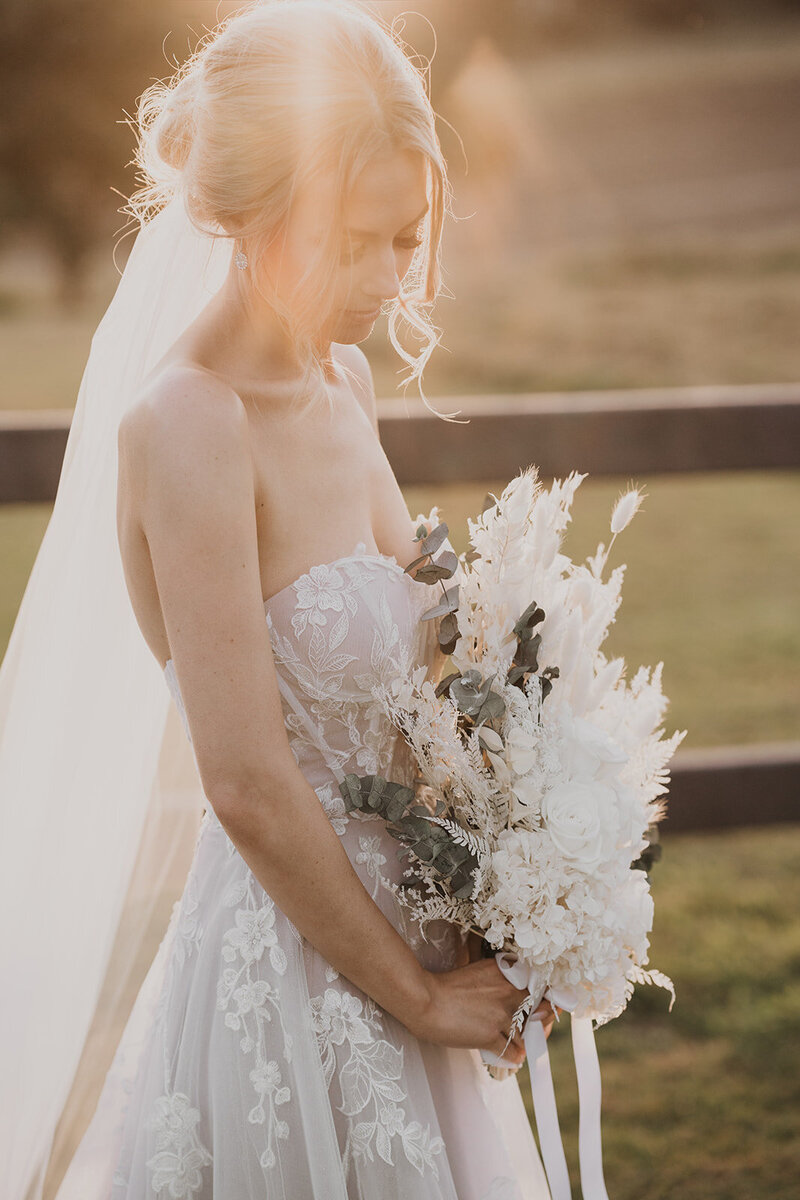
[{"x1": 346, "y1": 306, "x2": 381, "y2": 319}]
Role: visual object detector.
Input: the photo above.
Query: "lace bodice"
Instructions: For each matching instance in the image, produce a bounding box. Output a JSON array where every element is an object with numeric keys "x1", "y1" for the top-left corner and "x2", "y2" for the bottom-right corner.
[{"x1": 163, "y1": 540, "x2": 442, "y2": 803}]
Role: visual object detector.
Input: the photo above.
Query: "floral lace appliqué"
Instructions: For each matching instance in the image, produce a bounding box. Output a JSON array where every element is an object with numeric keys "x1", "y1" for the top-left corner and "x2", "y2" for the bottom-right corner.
[
  {"x1": 316, "y1": 779, "x2": 349, "y2": 835},
  {"x1": 355, "y1": 835, "x2": 388, "y2": 899},
  {"x1": 217, "y1": 871, "x2": 294, "y2": 1173},
  {"x1": 291, "y1": 562, "x2": 359, "y2": 637},
  {"x1": 309, "y1": 981, "x2": 445, "y2": 1179},
  {"x1": 145, "y1": 1091, "x2": 212, "y2": 1198},
  {"x1": 268, "y1": 564, "x2": 413, "y2": 787}
]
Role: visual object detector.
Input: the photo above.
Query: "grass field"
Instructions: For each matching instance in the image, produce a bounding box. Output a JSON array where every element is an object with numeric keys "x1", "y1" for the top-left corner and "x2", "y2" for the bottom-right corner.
[{"x1": 513, "y1": 822, "x2": 800, "y2": 1200}]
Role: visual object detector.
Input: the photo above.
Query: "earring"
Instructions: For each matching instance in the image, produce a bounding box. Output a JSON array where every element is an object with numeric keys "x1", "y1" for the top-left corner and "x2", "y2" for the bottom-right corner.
[{"x1": 234, "y1": 243, "x2": 248, "y2": 270}]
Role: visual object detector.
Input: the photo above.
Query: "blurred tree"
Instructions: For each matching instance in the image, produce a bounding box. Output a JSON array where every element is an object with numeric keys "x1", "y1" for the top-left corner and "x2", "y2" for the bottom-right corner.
[
  {"x1": 1, "y1": 0, "x2": 796, "y2": 302},
  {"x1": 0, "y1": 0, "x2": 185, "y2": 303}
]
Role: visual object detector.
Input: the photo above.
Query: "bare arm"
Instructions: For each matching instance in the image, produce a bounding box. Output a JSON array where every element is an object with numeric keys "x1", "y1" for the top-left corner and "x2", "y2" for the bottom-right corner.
[{"x1": 123, "y1": 367, "x2": 533, "y2": 1062}]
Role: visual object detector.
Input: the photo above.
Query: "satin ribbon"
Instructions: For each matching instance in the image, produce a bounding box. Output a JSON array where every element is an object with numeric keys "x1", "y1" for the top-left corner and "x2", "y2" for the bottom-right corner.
[{"x1": 481, "y1": 953, "x2": 610, "y2": 1200}]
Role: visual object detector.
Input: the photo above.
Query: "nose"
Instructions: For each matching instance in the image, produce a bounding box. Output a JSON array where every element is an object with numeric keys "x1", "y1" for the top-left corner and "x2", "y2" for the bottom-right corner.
[{"x1": 363, "y1": 244, "x2": 402, "y2": 305}]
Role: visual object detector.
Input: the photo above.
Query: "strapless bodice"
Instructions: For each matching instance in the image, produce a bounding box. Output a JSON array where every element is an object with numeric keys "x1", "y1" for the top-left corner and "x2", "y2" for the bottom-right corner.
[{"x1": 163, "y1": 541, "x2": 446, "y2": 802}]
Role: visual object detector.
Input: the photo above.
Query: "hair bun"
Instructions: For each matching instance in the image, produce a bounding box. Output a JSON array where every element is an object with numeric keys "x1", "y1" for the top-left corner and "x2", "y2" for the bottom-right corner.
[{"x1": 154, "y1": 73, "x2": 198, "y2": 173}]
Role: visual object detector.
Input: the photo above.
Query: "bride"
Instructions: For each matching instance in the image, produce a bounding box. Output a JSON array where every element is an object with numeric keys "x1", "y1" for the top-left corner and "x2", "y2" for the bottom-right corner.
[{"x1": 1, "y1": 3, "x2": 556, "y2": 1197}]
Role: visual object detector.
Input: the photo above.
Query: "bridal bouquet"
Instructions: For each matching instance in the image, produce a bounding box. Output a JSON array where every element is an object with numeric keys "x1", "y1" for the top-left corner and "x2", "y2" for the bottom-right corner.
[
  {"x1": 341, "y1": 466, "x2": 683, "y2": 1018},
  {"x1": 340, "y1": 467, "x2": 685, "y2": 1196}
]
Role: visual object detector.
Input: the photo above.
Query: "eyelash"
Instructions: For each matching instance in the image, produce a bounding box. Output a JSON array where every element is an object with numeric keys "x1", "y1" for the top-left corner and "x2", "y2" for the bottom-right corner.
[{"x1": 339, "y1": 228, "x2": 424, "y2": 265}]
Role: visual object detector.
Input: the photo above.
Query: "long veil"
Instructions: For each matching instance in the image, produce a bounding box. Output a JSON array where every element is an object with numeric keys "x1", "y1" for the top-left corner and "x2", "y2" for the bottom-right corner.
[{"x1": 0, "y1": 197, "x2": 231, "y2": 1199}]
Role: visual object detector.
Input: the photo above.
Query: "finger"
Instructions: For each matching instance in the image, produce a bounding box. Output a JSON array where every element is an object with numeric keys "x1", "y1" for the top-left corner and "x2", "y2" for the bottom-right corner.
[
  {"x1": 453, "y1": 938, "x2": 470, "y2": 968},
  {"x1": 505, "y1": 1026, "x2": 527, "y2": 1058},
  {"x1": 467, "y1": 931, "x2": 484, "y2": 963},
  {"x1": 491, "y1": 1034, "x2": 525, "y2": 1066}
]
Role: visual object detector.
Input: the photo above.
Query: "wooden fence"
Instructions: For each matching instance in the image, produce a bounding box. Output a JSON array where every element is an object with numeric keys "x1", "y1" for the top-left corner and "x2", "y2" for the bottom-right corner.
[{"x1": 2, "y1": 382, "x2": 799, "y2": 833}]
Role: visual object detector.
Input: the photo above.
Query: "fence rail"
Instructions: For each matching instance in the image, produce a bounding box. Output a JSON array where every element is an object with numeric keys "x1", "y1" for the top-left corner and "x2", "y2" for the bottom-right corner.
[
  {"x1": 2, "y1": 382, "x2": 800, "y2": 503},
  {"x1": 1, "y1": 384, "x2": 798, "y2": 831}
]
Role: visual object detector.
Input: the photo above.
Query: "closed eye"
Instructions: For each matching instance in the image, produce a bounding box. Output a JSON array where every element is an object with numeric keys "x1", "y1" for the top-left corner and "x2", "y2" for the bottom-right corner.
[{"x1": 340, "y1": 224, "x2": 424, "y2": 265}]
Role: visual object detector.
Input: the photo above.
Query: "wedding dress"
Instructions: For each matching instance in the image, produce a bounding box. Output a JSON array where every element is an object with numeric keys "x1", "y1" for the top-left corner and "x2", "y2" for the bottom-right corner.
[{"x1": 55, "y1": 538, "x2": 551, "y2": 1200}]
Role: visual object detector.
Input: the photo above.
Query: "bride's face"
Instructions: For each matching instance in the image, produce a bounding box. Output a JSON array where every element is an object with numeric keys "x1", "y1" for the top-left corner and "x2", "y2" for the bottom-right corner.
[{"x1": 263, "y1": 148, "x2": 430, "y2": 344}]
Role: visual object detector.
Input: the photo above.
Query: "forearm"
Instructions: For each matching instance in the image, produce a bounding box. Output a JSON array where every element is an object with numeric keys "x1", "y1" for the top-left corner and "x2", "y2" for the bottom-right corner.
[{"x1": 212, "y1": 767, "x2": 432, "y2": 1030}]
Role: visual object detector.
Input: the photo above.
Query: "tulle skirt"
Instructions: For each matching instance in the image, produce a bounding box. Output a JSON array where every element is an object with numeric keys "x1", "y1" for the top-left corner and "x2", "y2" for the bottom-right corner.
[{"x1": 56, "y1": 805, "x2": 551, "y2": 1200}]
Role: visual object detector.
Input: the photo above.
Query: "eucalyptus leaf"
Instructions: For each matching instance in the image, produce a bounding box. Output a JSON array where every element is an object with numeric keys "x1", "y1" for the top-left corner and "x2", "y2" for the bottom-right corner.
[
  {"x1": 340, "y1": 774, "x2": 365, "y2": 810},
  {"x1": 434, "y1": 549, "x2": 458, "y2": 575},
  {"x1": 420, "y1": 522, "x2": 449, "y2": 556},
  {"x1": 439, "y1": 634, "x2": 461, "y2": 656},
  {"x1": 420, "y1": 585, "x2": 459, "y2": 622},
  {"x1": 436, "y1": 847, "x2": 460, "y2": 874},
  {"x1": 414, "y1": 561, "x2": 454, "y2": 584},
  {"x1": 452, "y1": 874, "x2": 475, "y2": 899},
  {"x1": 340, "y1": 768, "x2": 481, "y2": 898},
  {"x1": 438, "y1": 611, "x2": 461, "y2": 654},
  {"x1": 541, "y1": 665, "x2": 560, "y2": 702},
  {"x1": 450, "y1": 669, "x2": 493, "y2": 717},
  {"x1": 385, "y1": 795, "x2": 408, "y2": 823},
  {"x1": 367, "y1": 776, "x2": 387, "y2": 809},
  {"x1": 513, "y1": 600, "x2": 546, "y2": 639},
  {"x1": 403, "y1": 553, "x2": 429, "y2": 575},
  {"x1": 413, "y1": 842, "x2": 435, "y2": 863},
  {"x1": 474, "y1": 690, "x2": 506, "y2": 725},
  {"x1": 519, "y1": 632, "x2": 542, "y2": 671},
  {"x1": 435, "y1": 671, "x2": 461, "y2": 698}
]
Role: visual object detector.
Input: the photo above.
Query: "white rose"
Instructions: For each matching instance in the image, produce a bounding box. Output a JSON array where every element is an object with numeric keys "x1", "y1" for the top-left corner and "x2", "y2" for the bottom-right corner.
[
  {"x1": 564, "y1": 715, "x2": 628, "y2": 781},
  {"x1": 541, "y1": 780, "x2": 616, "y2": 871}
]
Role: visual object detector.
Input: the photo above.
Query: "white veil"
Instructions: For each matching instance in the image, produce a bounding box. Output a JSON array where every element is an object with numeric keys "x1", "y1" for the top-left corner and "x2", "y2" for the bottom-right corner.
[{"x1": 0, "y1": 197, "x2": 231, "y2": 1199}]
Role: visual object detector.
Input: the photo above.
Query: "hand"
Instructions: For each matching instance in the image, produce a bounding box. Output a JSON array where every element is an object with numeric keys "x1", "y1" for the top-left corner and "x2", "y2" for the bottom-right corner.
[
  {"x1": 405, "y1": 956, "x2": 532, "y2": 1067},
  {"x1": 531, "y1": 997, "x2": 560, "y2": 1043},
  {"x1": 449, "y1": 931, "x2": 561, "y2": 1061}
]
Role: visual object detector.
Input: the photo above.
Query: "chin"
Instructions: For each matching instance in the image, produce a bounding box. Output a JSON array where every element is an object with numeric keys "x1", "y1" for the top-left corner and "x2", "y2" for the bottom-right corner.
[{"x1": 331, "y1": 321, "x2": 371, "y2": 345}]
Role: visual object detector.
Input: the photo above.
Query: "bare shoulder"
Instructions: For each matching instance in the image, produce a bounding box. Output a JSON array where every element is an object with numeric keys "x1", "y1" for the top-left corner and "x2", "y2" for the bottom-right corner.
[
  {"x1": 120, "y1": 363, "x2": 249, "y2": 456},
  {"x1": 332, "y1": 342, "x2": 378, "y2": 434},
  {"x1": 118, "y1": 364, "x2": 252, "y2": 505}
]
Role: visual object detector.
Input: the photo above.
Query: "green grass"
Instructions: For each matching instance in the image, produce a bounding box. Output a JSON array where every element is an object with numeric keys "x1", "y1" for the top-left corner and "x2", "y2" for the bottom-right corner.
[{"x1": 510, "y1": 823, "x2": 800, "y2": 1199}]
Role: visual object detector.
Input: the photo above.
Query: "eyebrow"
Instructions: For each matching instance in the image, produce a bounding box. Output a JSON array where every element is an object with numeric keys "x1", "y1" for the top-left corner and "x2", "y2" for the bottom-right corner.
[{"x1": 344, "y1": 202, "x2": 429, "y2": 239}]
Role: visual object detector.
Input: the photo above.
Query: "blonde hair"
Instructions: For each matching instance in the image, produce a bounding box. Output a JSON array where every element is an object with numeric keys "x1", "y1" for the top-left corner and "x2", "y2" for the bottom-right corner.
[{"x1": 126, "y1": 0, "x2": 454, "y2": 415}]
